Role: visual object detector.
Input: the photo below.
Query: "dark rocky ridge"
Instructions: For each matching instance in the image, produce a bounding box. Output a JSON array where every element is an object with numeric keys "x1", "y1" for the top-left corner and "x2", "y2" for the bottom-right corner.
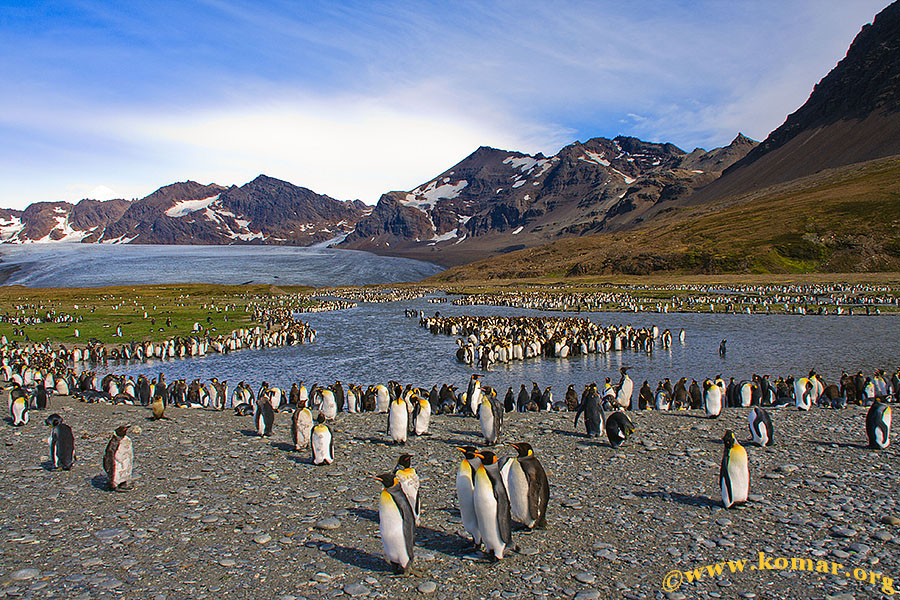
[
  {"x1": 691, "y1": 1, "x2": 900, "y2": 205},
  {"x1": 338, "y1": 134, "x2": 756, "y2": 264},
  {"x1": 2, "y1": 177, "x2": 369, "y2": 246}
]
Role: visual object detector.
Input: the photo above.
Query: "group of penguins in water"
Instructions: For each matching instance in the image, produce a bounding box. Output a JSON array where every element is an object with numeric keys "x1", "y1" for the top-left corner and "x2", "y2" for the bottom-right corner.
[{"x1": 4, "y1": 362, "x2": 894, "y2": 574}]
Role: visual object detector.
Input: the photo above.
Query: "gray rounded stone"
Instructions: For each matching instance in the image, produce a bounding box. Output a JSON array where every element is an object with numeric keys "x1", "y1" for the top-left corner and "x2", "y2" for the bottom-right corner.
[
  {"x1": 417, "y1": 581, "x2": 437, "y2": 594},
  {"x1": 10, "y1": 568, "x2": 40, "y2": 581},
  {"x1": 315, "y1": 517, "x2": 341, "y2": 530},
  {"x1": 574, "y1": 572, "x2": 596, "y2": 584},
  {"x1": 253, "y1": 533, "x2": 272, "y2": 544},
  {"x1": 344, "y1": 583, "x2": 370, "y2": 596}
]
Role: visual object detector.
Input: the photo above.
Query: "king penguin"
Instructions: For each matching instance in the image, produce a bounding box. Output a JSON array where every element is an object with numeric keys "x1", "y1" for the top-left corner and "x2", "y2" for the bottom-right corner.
[
  {"x1": 388, "y1": 395, "x2": 409, "y2": 445},
  {"x1": 704, "y1": 379, "x2": 723, "y2": 418},
  {"x1": 574, "y1": 383, "x2": 603, "y2": 437},
  {"x1": 479, "y1": 389, "x2": 503, "y2": 445},
  {"x1": 374, "y1": 472, "x2": 415, "y2": 575},
  {"x1": 501, "y1": 442, "x2": 549, "y2": 530},
  {"x1": 473, "y1": 451, "x2": 513, "y2": 561},
  {"x1": 9, "y1": 389, "x2": 29, "y2": 426},
  {"x1": 719, "y1": 430, "x2": 749, "y2": 509},
  {"x1": 866, "y1": 399, "x2": 892, "y2": 449},
  {"x1": 311, "y1": 413, "x2": 334, "y2": 465},
  {"x1": 748, "y1": 406, "x2": 774, "y2": 447},
  {"x1": 103, "y1": 425, "x2": 133, "y2": 491},
  {"x1": 393, "y1": 453, "x2": 421, "y2": 526},
  {"x1": 410, "y1": 394, "x2": 431, "y2": 436},
  {"x1": 256, "y1": 398, "x2": 274, "y2": 437},
  {"x1": 606, "y1": 411, "x2": 635, "y2": 448},
  {"x1": 454, "y1": 446, "x2": 482, "y2": 548},
  {"x1": 45, "y1": 413, "x2": 76, "y2": 470},
  {"x1": 292, "y1": 397, "x2": 314, "y2": 450}
]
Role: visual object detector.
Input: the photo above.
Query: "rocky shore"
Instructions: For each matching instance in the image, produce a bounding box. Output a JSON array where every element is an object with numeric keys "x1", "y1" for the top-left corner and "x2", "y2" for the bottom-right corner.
[{"x1": 1, "y1": 397, "x2": 897, "y2": 600}]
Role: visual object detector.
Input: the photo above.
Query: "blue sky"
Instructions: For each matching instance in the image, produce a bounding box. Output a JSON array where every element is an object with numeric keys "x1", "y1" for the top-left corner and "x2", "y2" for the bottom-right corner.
[{"x1": 0, "y1": 0, "x2": 890, "y2": 208}]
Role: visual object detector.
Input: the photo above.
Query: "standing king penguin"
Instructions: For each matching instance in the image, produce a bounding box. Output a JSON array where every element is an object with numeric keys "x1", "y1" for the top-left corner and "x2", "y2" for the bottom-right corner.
[
  {"x1": 574, "y1": 384, "x2": 603, "y2": 437},
  {"x1": 291, "y1": 397, "x2": 313, "y2": 451},
  {"x1": 45, "y1": 413, "x2": 76, "y2": 470},
  {"x1": 719, "y1": 430, "x2": 749, "y2": 509},
  {"x1": 473, "y1": 451, "x2": 513, "y2": 561},
  {"x1": 9, "y1": 388, "x2": 29, "y2": 426},
  {"x1": 866, "y1": 399, "x2": 892, "y2": 449},
  {"x1": 704, "y1": 379, "x2": 723, "y2": 418},
  {"x1": 103, "y1": 425, "x2": 133, "y2": 491},
  {"x1": 479, "y1": 390, "x2": 503, "y2": 445},
  {"x1": 454, "y1": 446, "x2": 482, "y2": 548},
  {"x1": 388, "y1": 395, "x2": 409, "y2": 445},
  {"x1": 748, "y1": 406, "x2": 774, "y2": 447},
  {"x1": 393, "y1": 453, "x2": 421, "y2": 526},
  {"x1": 502, "y1": 442, "x2": 549, "y2": 530},
  {"x1": 311, "y1": 413, "x2": 334, "y2": 465},
  {"x1": 606, "y1": 411, "x2": 635, "y2": 448},
  {"x1": 256, "y1": 398, "x2": 274, "y2": 437},
  {"x1": 374, "y1": 472, "x2": 415, "y2": 574}
]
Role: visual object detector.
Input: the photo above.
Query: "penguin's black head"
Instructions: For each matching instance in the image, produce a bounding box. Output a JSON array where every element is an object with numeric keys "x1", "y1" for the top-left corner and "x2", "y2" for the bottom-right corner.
[
  {"x1": 509, "y1": 442, "x2": 533, "y2": 457},
  {"x1": 454, "y1": 445, "x2": 478, "y2": 459},
  {"x1": 722, "y1": 430, "x2": 736, "y2": 448},
  {"x1": 396, "y1": 453, "x2": 413, "y2": 469},
  {"x1": 45, "y1": 413, "x2": 63, "y2": 427},
  {"x1": 476, "y1": 450, "x2": 497, "y2": 465},
  {"x1": 372, "y1": 472, "x2": 396, "y2": 488},
  {"x1": 114, "y1": 425, "x2": 130, "y2": 437},
  {"x1": 316, "y1": 412, "x2": 326, "y2": 424}
]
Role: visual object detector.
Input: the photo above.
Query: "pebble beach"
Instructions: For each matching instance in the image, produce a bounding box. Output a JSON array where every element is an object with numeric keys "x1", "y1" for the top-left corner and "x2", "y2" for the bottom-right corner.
[{"x1": 1, "y1": 396, "x2": 897, "y2": 600}]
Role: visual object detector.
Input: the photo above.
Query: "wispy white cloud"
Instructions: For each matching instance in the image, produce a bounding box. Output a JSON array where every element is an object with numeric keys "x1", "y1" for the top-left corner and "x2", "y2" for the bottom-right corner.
[{"x1": 0, "y1": 0, "x2": 891, "y2": 208}]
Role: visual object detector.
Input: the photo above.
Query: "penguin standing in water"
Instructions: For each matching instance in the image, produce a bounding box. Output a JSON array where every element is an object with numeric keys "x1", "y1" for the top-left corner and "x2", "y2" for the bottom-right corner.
[
  {"x1": 393, "y1": 453, "x2": 421, "y2": 526},
  {"x1": 606, "y1": 411, "x2": 635, "y2": 448},
  {"x1": 719, "y1": 430, "x2": 749, "y2": 509},
  {"x1": 866, "y1": 399, "x2": 892, "y2": 449},
  {"x1": 501, "y1": 442, "x2": 549, "y2": 530},
  {"x1": 473, "y1": 451, "x2": 513, "y2": 561},
  {"x1": 574, "y1": 383, "x2": 603, "y2": 437},
  {"x1": 704, "y1": 379, "x2": 723, "y2": 418},
  {"x1": 311, "y1": 413, "x2": 334, "y2": 465},
  {"x1": 103, "y1": 425, "x2": 133, "y2": 491},
  {"x1": 388, "y1": 395, "x2": 409, "y2": 445},
  {"x1": 373, "y1": 472, "x2": 415, "y2": 575},
  {"x1": 256, "y1": 398, "x2": 274, "y2": 437},
  {"x1": 479, "y1": 389, "x2": 503, "y2": 445},
  {"x1": 748, "y1": 406, "x2": 774, "y2": 447},
  {"x1": 45, "y1": 413, "x2": 76, "y2": 470},
  {"x1": 291, "y1": 397, "x2": 313, "y2": 450},
  {"x1": 454, "y1": 446, "x2": 482, "y2": 548}
]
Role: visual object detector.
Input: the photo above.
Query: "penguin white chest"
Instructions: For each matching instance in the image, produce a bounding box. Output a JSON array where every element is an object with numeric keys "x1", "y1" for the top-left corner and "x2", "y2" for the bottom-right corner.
[
  {"x1": 113, "y1": 438, "x2": 133, "y2": 488},
  {"x1": 389, "y1": 404, "x2": 408, "y2": 442},
  {"x1": 504, "y1": 459, "x2": 530, "y2": 524},
  {"x1": 379, "y1": 492, "x2": 410, "y2": 567},
  {"x1": 473, "y1": 469, "x2": 504, "y2": 557}
]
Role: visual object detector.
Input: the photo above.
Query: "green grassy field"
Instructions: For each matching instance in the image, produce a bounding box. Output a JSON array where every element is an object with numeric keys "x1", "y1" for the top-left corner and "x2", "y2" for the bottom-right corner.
[{"x1": 0, "y1": 283, "x2": 313, "y2": 346}]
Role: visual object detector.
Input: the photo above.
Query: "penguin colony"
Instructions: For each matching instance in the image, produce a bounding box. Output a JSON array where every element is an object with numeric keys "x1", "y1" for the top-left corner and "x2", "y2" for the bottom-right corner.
[
  {"x1": 420, "y1": 313, "x2": 671, "y2": 369},
  {"x1": 4, "y1": 355, "x2": 893, "y2": 579},
  {"x1": 449, "y1": 282, "x2": 900, "y2": 315}
]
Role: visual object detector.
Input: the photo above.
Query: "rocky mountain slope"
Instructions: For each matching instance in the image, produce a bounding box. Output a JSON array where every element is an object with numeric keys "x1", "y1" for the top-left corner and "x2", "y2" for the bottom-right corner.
[
  {"x1": 690, "y1": 0, "x2": 900, "y2": 204},
  {"x1": 0, "y1": 176, "x2": 370, "y2": 246},
  {"x1": 338, "y1": 134, "x2": 756, "y2": 264}
]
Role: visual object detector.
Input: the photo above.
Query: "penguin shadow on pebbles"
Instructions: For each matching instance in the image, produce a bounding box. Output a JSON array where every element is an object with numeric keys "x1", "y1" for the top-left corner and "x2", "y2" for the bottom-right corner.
[
  {"x1": 327, "y1": 544, "x2": 391, "y2": 573},
  {"x1": 634, "y1": 489, "x2": 720, "y2": 509}
]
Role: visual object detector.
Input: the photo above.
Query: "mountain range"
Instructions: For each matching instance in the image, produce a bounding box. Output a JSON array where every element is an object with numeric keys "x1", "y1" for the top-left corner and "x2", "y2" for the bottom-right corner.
[{"x1": 2, "y1": 1, "x2": 898, "y2": 276}]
